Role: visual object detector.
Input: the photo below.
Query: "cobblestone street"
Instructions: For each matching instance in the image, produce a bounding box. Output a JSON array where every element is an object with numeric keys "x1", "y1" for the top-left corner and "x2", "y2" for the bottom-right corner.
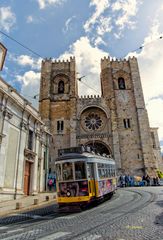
[{"x1": 0, "y1": 187, "x2": 162, "y2": 240}]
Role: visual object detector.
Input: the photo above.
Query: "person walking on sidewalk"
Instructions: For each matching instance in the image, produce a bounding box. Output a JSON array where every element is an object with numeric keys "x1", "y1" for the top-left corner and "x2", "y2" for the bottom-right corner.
[{"x1": 48, "y1": 178, "x2": 53, "y2": 191}]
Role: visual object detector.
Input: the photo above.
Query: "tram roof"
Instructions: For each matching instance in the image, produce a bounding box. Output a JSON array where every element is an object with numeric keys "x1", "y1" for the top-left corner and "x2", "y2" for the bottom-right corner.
[{"x1": 55, "y1": 152, "x2": 115, "y2": 165}]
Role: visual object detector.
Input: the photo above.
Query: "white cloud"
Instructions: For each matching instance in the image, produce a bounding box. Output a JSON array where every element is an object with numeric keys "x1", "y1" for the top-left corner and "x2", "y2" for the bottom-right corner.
[
  {"x1": 137, "y1": 21, "x2": 163, "y2": 102},
  {"x1": 12, "y1": 55, "x2": 42, "y2": 70},
  {"x1": 0, "y1": 7, "x2": 16, "y2": 32},
  {"x1": 146, "y1": 99, "x2": 163, "y2": 142},
  {"x1": 37, "y1": 0, "x2": 66, "y2": 9},
  {"x1": 84, "y1": 0, "x2": 111, "y2": 32},
  {"x1": 63, "y1": 16, "x2": 76, "y2": 33},
  {"x1": 26, "y1": 15, "x2": 45, "y2": 24},
  {"x1": 94, "y1": 36, "x2": 107, "y2": 47},
  {"x1": 96, "y1": 16, "x2": 112, "y2": 35},
  {"x1": 112, "y1": 0, "x2": 141, "y2": 30},
  {"x1": 26, "y1": 16, "x2": 34, "y2": 23},
  {"x1": 59, "y1": 36, "x2": 108, "y2": 96},
  {"x1": 16, "y1": 71, "x2": 40, "y2": 108}
]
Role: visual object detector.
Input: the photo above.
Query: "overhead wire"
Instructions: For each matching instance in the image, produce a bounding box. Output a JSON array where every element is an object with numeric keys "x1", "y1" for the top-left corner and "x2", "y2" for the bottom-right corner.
[
  {"x1": 77, "y1": 77, "x2": 101, "y2": 95},
  {"x1": 0, "y1": 30, "x2": 43, "y2": 58},
  {"x1": 0, "y1": 29, "x2": 163, "y2": 97},
  {"x1": 122, "y1": 35, "x2": 163, "y2": 58}
]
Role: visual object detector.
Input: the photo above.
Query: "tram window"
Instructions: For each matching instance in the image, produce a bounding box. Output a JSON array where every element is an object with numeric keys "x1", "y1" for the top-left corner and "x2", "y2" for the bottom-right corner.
[
  {"x1": 108, "y1": 168, "x2": 111, "y2": 177},
  {"x1": 98, "y1": 168, "x2": 102, "y2": 178},
  {"x1": 106, "y1": 168, "x2": 109, "y2": 177},
  {"x1": 104, "y1": 169, "x2": 107, "y2": 178},
  {"x1": 100, "y1": 169, "x2": 105, "y2": 179},
  {"x1": 87, "y1": 163, "x2": 94, "y2": 179},
  {"x1": 113, "y1": 168, "x2": 115, "y2": 177},
  {"x1": 62, "y1": 162, "x2": 73, "y2": 180},
  {"x1": 56, "y1": 164, "x2": 62, "y2": 181},
  {"x1": 110, "y1": 168, "x2": 113, "y2": 177},
  {"x1": 75, "y1": 162, "x2": 86, "y2": 180},
  {"x1": 110, "y1": 167, "x2": 115, "y2": 177}
]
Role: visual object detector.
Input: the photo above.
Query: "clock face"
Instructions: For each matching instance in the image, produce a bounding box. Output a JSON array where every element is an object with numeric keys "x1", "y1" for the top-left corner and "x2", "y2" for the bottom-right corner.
[{"x1": 118, "y1": 91, "x2": 128, "y2": 103}]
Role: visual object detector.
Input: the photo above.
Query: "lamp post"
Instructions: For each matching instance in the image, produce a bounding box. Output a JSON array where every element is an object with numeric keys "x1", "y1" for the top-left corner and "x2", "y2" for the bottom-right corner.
[{"x1": 0, "y1": 42, "x2": 7, "y2": 71}]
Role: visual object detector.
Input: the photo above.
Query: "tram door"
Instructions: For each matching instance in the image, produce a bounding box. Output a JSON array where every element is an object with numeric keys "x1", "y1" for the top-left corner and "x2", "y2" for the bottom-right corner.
[{"x1": 87, "y1": 163, "x2": 96, "y2": 197}]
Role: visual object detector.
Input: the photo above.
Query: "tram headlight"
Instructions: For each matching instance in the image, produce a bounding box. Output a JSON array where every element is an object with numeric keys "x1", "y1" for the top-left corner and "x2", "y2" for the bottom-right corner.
[{"x1": 67, "y1": 191, "x2": 71, "y2": 197}]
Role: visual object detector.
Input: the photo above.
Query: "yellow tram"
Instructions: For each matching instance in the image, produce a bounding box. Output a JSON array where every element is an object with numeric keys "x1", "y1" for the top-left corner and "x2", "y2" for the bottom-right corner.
[{"x1": 55, "y1": 147, "x2": 117, "y2": 208}]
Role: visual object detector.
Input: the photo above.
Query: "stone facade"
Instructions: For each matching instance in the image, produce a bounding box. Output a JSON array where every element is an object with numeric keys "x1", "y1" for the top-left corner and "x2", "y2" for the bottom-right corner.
[
  {"x1": 150, "y1": 128, "x2": 163, "y2": 171},
  {"x1": 0, "y1": 77, "x2": 51, "y2": 201},
  {"x1": 39, "y1": 56, "x2": 162, "y2": 176}
]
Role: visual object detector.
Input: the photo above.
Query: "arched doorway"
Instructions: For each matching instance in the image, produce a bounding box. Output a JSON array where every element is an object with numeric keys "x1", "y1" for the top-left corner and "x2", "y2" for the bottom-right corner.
[{"x1": 85, "y1": 141, "x2": 111, "y2": 155}]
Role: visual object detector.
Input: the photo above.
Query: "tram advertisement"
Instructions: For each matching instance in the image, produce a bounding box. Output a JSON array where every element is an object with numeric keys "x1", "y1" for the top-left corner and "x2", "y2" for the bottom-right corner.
[
  {"x1": 58, "y1": 181, "x2": 88, "y2": 197},
  {"x1": 98, "y1": 179, "x2": 115, "y2": 196}
]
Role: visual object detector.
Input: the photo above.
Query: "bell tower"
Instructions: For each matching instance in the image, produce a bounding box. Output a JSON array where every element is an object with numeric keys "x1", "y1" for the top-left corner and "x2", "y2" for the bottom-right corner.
[
  {"x1": 100, "y1": 56, "x2": 156, "y2": 175},
  {"x1": 39, "y1": 57, "x2": 78, "y2": 162}
]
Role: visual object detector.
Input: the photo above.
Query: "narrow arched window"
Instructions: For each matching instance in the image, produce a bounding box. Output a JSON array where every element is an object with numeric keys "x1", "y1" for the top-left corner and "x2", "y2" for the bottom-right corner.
[
  {"x1": 58, "y1": 80, "x2": 64, "y2": 93},
  {"x1": 118, "y1": 77, "x2": 126, "y2": 89}
]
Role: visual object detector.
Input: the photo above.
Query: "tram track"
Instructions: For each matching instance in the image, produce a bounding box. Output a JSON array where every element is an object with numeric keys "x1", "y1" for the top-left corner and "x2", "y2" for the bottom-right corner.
[
  {"x1": 0, "y1": 188, "x2": 157, "y2": 240},
  {"x1": 65, "y1": 188, "x2": 157, "y2": 240}
]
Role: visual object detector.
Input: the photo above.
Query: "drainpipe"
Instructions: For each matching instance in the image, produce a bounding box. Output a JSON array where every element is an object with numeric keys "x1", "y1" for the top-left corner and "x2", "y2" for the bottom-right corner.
[
  {"x1": 0, "y1": 94, "x2": 8, "y2": 150},
  {"x1": 14, "y1": 102, "x2": 27, "y2": 200}
]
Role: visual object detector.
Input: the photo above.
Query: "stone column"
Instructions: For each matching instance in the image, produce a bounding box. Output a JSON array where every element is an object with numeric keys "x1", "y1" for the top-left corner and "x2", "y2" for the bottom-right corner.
[
  {"x1": 31, "y1": 132, "x2": 39, "y2": 195},
  {"x1": 0, "y1": 109, "x2": 10, "y2": 188}
]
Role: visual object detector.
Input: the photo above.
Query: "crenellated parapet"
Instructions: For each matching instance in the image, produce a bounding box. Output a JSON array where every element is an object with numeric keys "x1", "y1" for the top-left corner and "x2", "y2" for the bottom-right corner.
[
  {"x1": 42, "y1": 56, "x2": 75, "y2": 71},
  {"x1": 78, "y1": 95, "x2": 103, "y2": 107},
  {"x1": 79, "y1": 95, "x2": 101, "y2": 99},
  {"x1": 101, "y1": 56, "x2": 137, "y2": 70}
]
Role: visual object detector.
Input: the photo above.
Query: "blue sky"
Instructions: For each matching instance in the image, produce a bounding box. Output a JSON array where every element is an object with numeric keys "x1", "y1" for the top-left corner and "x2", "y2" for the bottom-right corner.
[{"x1": 0, "y1": 0, "x2": 163, "y2": 151}]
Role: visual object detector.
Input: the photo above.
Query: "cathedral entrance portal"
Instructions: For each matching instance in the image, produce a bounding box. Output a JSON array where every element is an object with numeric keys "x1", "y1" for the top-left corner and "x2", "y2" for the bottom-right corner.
[{"x1": 85, "y1": 141, "x2": 111, "y2": 156}]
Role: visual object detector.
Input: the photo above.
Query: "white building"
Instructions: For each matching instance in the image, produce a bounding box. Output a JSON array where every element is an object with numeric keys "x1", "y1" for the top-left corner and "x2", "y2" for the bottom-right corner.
[{"x1": 0, "y1": 77, "x2": 51, "y2": 201}]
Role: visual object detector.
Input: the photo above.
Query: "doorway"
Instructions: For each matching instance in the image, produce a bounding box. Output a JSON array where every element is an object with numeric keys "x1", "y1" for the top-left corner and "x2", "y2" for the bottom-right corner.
[{"x1": 24, "y1": 161, "x2": 31, "y2": 195}]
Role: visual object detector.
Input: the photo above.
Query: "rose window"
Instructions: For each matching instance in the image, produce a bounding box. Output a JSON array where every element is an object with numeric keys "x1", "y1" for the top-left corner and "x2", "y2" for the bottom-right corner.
[{"x1": 85, "y1": 113, "x2": 102, "y2": 130}]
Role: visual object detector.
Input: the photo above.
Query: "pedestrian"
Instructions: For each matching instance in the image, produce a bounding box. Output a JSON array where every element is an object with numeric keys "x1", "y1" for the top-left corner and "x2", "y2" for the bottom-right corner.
[
  {"x1": 125, "y1": 175, "x2": 129, "y2": 187},
  {"x1": 119, "y1": 175, "x2": 125, "y2": 187},
  {"x1": 146, "y1": 175, "x2": 150, "y2": 186},
  {"x1": 142, "y1": 175, "x2": 147, "y2": 186},
  {"x1": 120, "y1": 175, "x2": 126, "y2": 187},
  {"x1": 53, "y1": 176, "x2": 56, "y2": 191},
  {"x1": 155, "y1": 176, "x2": 159, "y2": 186},
  {"x1": 127, "y1": 175, "x2": 132, "y2": 186},
  {"x1": 153, "y1": 177, "x2": 156, "y2": 186},
  {"x1": 48, "y1": 178, "x2": 53, "y2": 191}
]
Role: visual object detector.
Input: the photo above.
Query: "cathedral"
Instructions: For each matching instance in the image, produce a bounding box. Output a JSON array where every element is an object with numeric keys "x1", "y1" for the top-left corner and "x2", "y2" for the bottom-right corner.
[{"x1": 39, "y1": 56, "x2": 162, "y2": 176}]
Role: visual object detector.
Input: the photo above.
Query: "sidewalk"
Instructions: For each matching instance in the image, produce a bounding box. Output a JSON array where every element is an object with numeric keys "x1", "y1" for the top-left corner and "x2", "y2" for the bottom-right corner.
[{"x1": 0, "y1": 192, "x2": 56, "y2": 217}]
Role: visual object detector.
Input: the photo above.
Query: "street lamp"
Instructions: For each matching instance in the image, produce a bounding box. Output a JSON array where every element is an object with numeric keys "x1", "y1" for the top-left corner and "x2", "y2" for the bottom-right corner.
[{"x1": 0, "y1": 42, "x2": 7, "y2": 71}]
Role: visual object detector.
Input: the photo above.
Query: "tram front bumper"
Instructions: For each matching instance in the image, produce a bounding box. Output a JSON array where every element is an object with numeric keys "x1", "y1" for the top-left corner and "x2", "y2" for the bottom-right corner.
[{"x1": 57, "y1": 196, "x2": 90, "y2": 203}]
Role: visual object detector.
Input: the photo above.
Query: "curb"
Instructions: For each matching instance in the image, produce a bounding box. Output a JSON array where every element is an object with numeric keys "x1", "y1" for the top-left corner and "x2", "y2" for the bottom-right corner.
[{"x1": 0, "y1": 194, "x2": 56, "y2": 217}]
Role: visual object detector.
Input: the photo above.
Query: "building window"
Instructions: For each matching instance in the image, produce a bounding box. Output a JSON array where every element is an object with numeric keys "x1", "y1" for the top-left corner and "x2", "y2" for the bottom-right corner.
[
  {"x1": 84, "y1": 113, "x2": 102, "y2": 130},
  {"x1": 118, "y1": 77, "x2": 126, "y2": 89},
  {"x1": 123, "y1": 119, "x2": 131, "y2": 129},
  {"x1": 58, "y1": 80, "x2": 64, "y2": 94},
  {"x1": 57, "y1": 120, "x2": 64, "y2": 132},
  {"x1": 151, "y1": 132, "x2": 156, "y2": 148},
  {"x1": 28, "y1": 129, "x2": 33, "y2": 150}
]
